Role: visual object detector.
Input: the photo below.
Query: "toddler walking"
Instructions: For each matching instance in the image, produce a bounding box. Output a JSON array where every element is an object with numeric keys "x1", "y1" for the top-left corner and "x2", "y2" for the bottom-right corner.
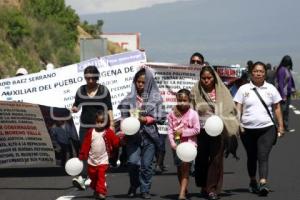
[{"x1": 79, "y1": 110, "x2": 122, "y2": 200}]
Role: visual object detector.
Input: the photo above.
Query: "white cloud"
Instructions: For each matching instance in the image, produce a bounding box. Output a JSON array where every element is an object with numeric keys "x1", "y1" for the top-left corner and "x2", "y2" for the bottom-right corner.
[{"x1": 65, "y1": 0, "x2": 191, "y2": 15}]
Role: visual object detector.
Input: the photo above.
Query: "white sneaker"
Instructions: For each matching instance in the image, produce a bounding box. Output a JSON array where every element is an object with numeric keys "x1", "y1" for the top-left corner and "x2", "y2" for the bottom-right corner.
[
  {"x1": 84, "y1": 178, "x2": 91, "y2": 186},
  {"x1": 72, "y1": 176, "x2": 86, "y2": 190}
]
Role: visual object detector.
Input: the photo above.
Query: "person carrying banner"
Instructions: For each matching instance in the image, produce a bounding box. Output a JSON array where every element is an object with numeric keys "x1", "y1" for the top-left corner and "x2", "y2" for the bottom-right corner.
[
  {"x1": 50, "y1": 120, "x2": 74, "y2": 166},
  {"x1": 234, "y1": 61, "x2": 284, "y2": 197},
  {"x1": 71, "y1": 65, "x2": 115, "y2": 190},
  {"x1": 246, "y1": 60, "x2": 253, "y2": 72},
  {"x1": 229, "y1": 72, "x2": 249, "y2": 97},
  {"x1": 117, "y1": 68, "x2": 166, "y2": 199},
  {"x1": 191, "y1": 66, "x2": 240, "y2": 200},
  {"x1": 266, "y1": 63, "x2": 276, "y2": 85},
  {"x1": 190, "y1": 52, "x2": 205, "y2": 65},
  {"x1": 167, "y1": 88, "x2": 200, "y2": 200}
]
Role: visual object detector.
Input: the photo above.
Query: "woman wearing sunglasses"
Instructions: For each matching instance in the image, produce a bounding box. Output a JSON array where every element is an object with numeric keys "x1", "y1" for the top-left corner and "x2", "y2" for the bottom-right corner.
[{"x1": 71, "y1": 65, "x2": 114, "y2": 190}]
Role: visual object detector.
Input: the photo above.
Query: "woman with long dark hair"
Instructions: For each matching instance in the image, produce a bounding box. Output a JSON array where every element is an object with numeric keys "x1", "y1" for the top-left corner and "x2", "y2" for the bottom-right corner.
[
  {"x1": 191, "y1": 66, "x2": 240, "y2": 200},
  {"x1": 276, "y1": 55, "x2": 296, "y2": 132}
]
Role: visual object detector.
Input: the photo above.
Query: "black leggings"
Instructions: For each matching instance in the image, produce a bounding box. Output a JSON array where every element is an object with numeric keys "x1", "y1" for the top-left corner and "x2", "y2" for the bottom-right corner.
[
  {"x1": 194, "y1": 130, "x2": 224, "y2": 194},
  {"x1": 240, "y1": 126, "x2": 276, "y2": 180}
]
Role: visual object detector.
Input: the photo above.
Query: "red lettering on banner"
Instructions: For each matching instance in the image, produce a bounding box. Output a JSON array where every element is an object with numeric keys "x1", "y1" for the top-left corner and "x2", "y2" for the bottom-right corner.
[
  {"x1": 165, "y1": 97, "x2": 176, "y2": 102},
  {"x1": 26, "y1": 130, "x2": 41, "y2": 136},
  {"x1": 4, "y1": 131, "x2": 26, "y2": 135},
  {"x1": 3, "y1": 125, "x2": 37, "y2": 130},
  {"x1": 217, "y1": 68, "x2": 237, "y2": 77},
  {"x1": 114, "y1": 42, "x2": 129, "y2": 49}
]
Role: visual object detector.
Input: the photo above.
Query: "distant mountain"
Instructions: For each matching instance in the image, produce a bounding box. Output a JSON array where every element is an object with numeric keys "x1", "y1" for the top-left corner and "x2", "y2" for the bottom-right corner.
[
  {"x1": 80, "y1": 0, "x2": 300, "y2": 67},
  {"x1": 80, "y1": 0, "x2": 300, "y2": 89}
]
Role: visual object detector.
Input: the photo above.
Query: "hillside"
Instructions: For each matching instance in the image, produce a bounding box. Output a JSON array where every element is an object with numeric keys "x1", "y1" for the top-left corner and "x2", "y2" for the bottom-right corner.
[
  {"x1": 0, "y1": 0, "x2": 21, "y2": 8},
  {"x1": 0, "y1": 0, "x2": 124, "y2": 78}
]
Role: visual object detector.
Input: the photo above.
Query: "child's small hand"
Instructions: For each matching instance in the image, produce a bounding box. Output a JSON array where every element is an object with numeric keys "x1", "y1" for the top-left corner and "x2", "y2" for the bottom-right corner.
[
  {"x1": 110, "y1": 126, "x2": 115, "y2": 132},
  {"x1": 174, "y1": 130, "x2": 182, "y2": 139},
  {"x1": 175, "y1": 130, "x2": 182, "y2": 135},
  {"x1": 138, "y1": 116, "x2": 147, "y2": 124},
  {"x1": 118, "y1": 132, "x2": 125, "y2": 140},
  {"x1": 71, "y1": 106, "x2": 79, "y2": 113},
  {"x1": 171, "y1": 144, "x2": 177, "y2": 150},
  {"x1": 117, "y1": 132, "x2": 127, "y2": 145}
]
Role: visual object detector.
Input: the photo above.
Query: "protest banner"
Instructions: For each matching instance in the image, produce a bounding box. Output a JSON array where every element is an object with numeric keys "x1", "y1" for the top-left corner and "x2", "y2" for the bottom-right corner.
[
  {"x1": 1, "y1": 51, "x2": 227, "y2": 168},
  {"x1": 0, "y1": 50, "x2": 147, "y2": 131},
  {"x1": 145, "y1": 63, "x2": 201, "y2": 134},
  {"x1": 213, "y1": 65, "x2": 247, "y2": 86},
  {"x1": 0, "y1": 101, "x2": 55, "y2": 168},
  {"x1": 0, "y1": 101, "x2": 79, "y2": 168},
  {"x1": 1, "y1": 51, "x2": 203, "y2": 135}
]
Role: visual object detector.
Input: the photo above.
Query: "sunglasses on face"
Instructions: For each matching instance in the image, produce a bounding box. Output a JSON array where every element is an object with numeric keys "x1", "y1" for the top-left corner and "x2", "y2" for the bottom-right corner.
[
  {"x1": 191, "y1": 60, "x2": 203, "y2": 64},
  {"x1": 84, "y1": 76, "x2": 98, "y2": 80}
]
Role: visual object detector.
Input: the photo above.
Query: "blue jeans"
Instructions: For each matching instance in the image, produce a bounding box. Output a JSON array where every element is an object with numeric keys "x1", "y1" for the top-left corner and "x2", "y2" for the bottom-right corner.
[{"x1": 126, "y1": 134, "x2": 156, "y2": 193}]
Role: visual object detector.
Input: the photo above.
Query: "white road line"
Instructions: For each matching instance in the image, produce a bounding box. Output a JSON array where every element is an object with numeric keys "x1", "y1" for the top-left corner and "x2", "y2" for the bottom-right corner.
[
  {"x1": 56, "y1": 196, "x2": 75, "y2": 200},
  {"x1": 294, "y1": 110, "x2": 300, "y2": 115},
  {"x1": 290, "y1": 104, "x2": 300, "y2": 114},
  {"x1": 290, "y1": 105, "x2": 296, "y2": 110}
]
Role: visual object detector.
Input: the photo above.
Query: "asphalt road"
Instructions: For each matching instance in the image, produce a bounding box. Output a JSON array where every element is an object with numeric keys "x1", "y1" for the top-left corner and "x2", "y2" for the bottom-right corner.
[{"x1": 1, "y1": 100, "x2": 300, "y2": 200}]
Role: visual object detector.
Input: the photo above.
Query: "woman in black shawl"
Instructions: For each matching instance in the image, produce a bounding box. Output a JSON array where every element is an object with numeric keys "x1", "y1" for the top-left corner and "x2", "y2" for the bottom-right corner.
[{"x1": 118, "y1": 68, "x2": 166, "y2": 199}]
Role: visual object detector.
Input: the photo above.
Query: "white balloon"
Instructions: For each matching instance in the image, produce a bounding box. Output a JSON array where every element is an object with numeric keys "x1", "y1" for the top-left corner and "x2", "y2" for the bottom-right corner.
[
  {"x1": 204, "y1": 115, "x2": 224, "y2": 137},
  {"x1": 176, "y1": 142, "x2": 197, "y2": 162},
  {"x1": 65, "y1": 158, "x2": 83, "y2": 176},
  {"x1": 121, "y1": 117, "x2": 141, "y2": 135}
]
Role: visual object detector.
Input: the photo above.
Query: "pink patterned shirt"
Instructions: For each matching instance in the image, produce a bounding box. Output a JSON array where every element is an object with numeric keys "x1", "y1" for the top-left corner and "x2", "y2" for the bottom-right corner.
[{"x1": 167, "y1": 108, "x2": 201, "y2": 149}]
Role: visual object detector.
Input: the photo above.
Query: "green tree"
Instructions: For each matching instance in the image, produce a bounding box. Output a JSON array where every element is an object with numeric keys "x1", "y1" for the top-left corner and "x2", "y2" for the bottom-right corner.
[
  {"x1": 80, "y1": 19, "x2": 104, "y2": 38},
  {"x1": 22, "y1": 0, "x2": 65, "y2": 20},
  {"x1": 1, "y1": 8, "x2": 30, "y2": 47},
  {"x1": 0, "y1": 1, "x2": 120, "y2": 78}
]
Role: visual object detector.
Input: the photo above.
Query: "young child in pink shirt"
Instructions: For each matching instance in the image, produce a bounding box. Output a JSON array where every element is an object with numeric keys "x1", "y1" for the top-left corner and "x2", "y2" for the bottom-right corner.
[
  {"x1": 79, "y1": 110, "x2": 123, "y2": 200},
  {"x1": 167, "y1": 89, "x2": 200, "y2": 200}
]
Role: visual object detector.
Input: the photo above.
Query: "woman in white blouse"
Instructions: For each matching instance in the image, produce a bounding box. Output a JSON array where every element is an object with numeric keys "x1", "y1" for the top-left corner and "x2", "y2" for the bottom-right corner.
[{"x1": 234, "y1": 61, "x2": 284, "y2": 197}]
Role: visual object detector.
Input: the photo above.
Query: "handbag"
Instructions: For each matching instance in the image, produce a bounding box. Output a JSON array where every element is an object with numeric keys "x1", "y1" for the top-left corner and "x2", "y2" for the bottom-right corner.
[{"x1": 252, "y1": 87, "x2": 278, "y2": 145}]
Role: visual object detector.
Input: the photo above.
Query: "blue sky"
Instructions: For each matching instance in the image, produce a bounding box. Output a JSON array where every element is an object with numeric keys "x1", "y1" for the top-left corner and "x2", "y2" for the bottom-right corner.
[{"x1": 66, "y1": 0, "x2": 300, "y2": 72}]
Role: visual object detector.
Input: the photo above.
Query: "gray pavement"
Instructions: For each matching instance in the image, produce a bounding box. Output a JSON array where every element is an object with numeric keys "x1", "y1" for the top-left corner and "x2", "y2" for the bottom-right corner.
[{"x1": 1, "y1": 100, "x2": 300, "y2": 200}]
